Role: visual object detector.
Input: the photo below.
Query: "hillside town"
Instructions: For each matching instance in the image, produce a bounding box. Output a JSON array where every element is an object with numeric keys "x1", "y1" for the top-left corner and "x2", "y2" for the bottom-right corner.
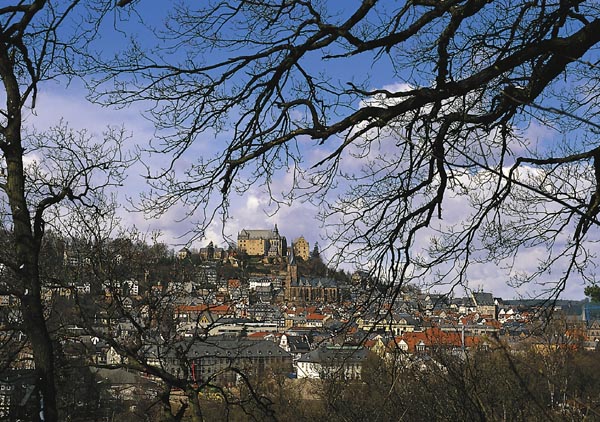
[
  {"x1": 1, "y1": 0, "x2": 600, "y2": 420},
  {"x1": 0, "y1": 226, "x2": 597, "y2": 420}
]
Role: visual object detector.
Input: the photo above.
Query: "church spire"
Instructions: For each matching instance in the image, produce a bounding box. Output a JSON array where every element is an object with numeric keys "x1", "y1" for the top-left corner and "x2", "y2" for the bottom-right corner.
[{"x1": 289, "y1": 242, "x2": 296, "y2": 265}]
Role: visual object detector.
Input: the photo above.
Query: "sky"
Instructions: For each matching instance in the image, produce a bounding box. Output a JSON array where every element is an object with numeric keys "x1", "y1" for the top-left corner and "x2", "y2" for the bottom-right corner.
[{"x1": 20, "y1": 2, "x2": 596, "y2": 301}]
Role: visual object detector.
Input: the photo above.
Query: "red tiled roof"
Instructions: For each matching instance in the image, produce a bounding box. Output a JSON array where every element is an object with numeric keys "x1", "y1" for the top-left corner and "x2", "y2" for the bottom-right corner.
[
  {"x1": 247, "y1": 332, "x2": 270, "y2": 339},
  {"x1": 391, "y1": 327, "x2": 483, "y2": 353},
  {"x1": 174, "y1": 304, "x2": 232, "y2": 315},
  {"x1": 364, "y1": 339, "x2": 377, "y2": 348},
  {"x1": 228, "y1": 279, "x2": 241, "y2": 288}
]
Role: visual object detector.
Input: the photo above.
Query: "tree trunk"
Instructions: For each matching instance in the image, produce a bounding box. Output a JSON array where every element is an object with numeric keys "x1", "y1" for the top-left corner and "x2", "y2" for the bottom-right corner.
[
  {"x1": 187, "y1": 388, "x2": 204, "y2": 422},
  {"x1": 20, "y1": 295, "x2": 58, "y2": 422},
  {"x1": 0, "y1": 43, "x2": 59, "y2": 422}
]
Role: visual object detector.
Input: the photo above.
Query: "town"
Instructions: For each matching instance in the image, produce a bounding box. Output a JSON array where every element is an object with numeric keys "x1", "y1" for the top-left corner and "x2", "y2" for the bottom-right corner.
[
  {"x1": 1, "y1": 1, "x2": 599, "y2": 421},
  {"x1": 0, "y1": 226, "x2": 597, "y2": 421}
]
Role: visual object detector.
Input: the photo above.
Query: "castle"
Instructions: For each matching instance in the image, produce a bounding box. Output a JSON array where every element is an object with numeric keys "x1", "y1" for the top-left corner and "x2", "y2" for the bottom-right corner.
[{"x1": 237, "y1": 225, "x2": 287, "y2": 257}]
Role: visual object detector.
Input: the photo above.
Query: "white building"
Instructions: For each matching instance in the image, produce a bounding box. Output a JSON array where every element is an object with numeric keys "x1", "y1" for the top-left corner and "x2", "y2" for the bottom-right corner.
[{"x1": 295, "y1": 345, "x2": 369, "y2": 380}]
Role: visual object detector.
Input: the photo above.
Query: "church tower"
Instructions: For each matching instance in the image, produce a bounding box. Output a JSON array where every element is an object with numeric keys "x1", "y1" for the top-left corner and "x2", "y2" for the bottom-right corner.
[{"x1": 285, "y1": 246, "x2": 298, "y2": 301}]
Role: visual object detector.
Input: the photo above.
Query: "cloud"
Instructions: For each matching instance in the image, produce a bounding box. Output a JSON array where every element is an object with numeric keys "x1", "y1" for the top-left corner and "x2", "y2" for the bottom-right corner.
[
  {"x1": 23, "y1": 79, "x2": 592, "y2": 300},
  {"x1": 245, "y1": 195, "x2": 262, "y2": 211}
]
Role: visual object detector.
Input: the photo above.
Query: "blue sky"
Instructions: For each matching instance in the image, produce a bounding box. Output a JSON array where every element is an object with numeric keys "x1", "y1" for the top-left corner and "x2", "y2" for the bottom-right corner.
[{"x1": 21, "y1": 2, "x2": 596, "y2": 301}]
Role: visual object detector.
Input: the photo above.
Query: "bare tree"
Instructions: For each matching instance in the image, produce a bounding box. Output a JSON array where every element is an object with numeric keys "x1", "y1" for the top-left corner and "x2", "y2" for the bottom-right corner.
[
  {"x1": 0, "y1": 2, "x2": 135, "y2": 420},
  {"x1": 91, "y1": 1, "x2": 600, "y2": 301}
]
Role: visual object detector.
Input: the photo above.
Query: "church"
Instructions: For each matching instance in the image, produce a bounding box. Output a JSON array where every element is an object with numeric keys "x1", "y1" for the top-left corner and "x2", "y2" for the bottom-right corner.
[{"x1": 284, "y1": 249, "x2": 339, "y2": 303}]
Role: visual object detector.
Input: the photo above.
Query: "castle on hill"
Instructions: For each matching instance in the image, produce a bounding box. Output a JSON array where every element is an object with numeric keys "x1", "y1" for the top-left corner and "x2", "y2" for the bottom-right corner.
[
  {"x1": 238, "y1": 225, "x2": 287, "y2": 257},
  {"x1": 237, "y1": 225, "x2": 310, "y2": 261}
]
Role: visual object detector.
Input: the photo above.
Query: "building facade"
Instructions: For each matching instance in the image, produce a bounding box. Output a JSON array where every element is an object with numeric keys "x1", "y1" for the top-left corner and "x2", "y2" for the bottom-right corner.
[
  {"x1": 292, "y1": 236, "x2": 310, "y2": 261},
  {"x1": 296, "y1": 345, "x2": 368, "y2": 380},
  {"x1": 238, "y1": 225, "x2": 287, "y2": 257}
]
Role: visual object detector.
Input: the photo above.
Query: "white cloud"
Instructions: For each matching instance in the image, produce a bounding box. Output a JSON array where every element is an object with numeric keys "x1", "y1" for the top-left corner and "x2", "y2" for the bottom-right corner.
[
  {"x1": 21, "y1": 78, "x2": 591, "y2": 300},
  {"x1": 245, "y1": 195, "x2": 262, "y2": 211}
]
